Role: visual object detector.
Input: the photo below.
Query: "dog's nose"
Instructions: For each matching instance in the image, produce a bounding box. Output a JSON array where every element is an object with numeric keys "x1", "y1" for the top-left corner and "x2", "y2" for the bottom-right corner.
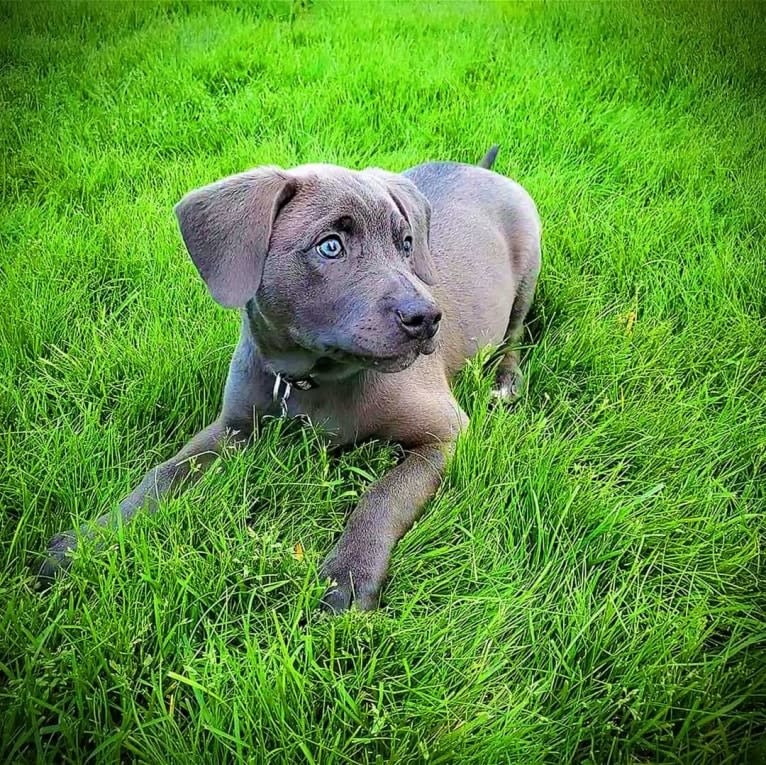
[{"x1": 395, "y1": 299, "x2": 442, "y2": 340}]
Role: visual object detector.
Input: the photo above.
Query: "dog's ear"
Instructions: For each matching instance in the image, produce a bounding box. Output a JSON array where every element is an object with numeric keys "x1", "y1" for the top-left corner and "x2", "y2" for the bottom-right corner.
[
  {"x1": 366, "y1": 170, "x2": 436, "y2": 285},
  {"x1": 174, "y1": 167, "x2": 296, "y2": 308}
]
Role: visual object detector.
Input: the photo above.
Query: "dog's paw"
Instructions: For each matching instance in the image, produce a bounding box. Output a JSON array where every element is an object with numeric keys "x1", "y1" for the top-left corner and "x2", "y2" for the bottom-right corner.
[
  {"x1": 36, "y1": 530, "x2": 78, "y2": 589},
  {"x1": 492, "y1": 365, "x2": 524, "y2": 403},
  {"x1": 319, "y1": 557, "x2": 382, "y2": 614}
]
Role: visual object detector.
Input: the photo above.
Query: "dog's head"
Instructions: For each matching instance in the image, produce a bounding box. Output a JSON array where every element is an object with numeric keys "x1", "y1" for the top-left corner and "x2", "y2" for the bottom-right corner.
[{"x1": 175, "y1": 164, "x2": 441, "y2": 375}]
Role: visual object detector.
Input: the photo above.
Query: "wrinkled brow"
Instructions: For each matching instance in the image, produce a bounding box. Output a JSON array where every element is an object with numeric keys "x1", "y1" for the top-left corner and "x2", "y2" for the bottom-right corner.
[
  {"x1": 389, "y1": 208, "x2": 409, "y2": 236},
  {"x1": 295, "y1": 213, "x2": 358, "y2": 248}
]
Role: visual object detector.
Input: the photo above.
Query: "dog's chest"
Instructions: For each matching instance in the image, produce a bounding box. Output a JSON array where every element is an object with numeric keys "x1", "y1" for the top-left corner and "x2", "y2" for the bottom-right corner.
[{"x1": 283, "y1": 389, "x2": 366, "y2": 445}]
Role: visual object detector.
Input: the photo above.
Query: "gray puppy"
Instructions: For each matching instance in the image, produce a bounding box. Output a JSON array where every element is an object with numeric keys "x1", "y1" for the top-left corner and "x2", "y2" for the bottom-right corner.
[{"x1": 40, "y1": 147, "x2": 541, "y2": 612}]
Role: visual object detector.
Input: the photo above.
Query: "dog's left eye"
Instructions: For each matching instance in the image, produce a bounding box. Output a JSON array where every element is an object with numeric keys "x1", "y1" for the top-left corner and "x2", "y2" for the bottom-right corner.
[
  {"x1": 402, "y1": 236, "x2": 413, "y2": 256},
  {"x1": 316, "y1": 236, "x2": 344, "y2": 259}
]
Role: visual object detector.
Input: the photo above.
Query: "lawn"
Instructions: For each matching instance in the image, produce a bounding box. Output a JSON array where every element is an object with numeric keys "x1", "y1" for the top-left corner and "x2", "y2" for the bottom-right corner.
[{"x1": 1, "y1": 1, "x2": 765, "y2": 762}]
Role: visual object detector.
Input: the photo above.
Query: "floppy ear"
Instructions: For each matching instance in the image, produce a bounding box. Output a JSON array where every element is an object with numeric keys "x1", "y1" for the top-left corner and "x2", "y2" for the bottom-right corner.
[
  {"x1": 365, "y1": 169, "x2": 436, "y2": 285},
  {"x1": 174, "y1": 167, "x2": 296, "y2": 308}
]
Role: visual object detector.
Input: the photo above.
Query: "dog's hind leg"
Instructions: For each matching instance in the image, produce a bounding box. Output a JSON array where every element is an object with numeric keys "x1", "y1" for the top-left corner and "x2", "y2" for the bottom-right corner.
[{"x1": 493, "y1": 259, "x2": 540, "y2": 403}]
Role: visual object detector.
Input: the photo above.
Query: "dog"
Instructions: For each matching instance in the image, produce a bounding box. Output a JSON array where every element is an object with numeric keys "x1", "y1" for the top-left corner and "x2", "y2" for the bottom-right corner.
[{"x1": 39, "y1": 146, "x2": 541, "y2": 612}]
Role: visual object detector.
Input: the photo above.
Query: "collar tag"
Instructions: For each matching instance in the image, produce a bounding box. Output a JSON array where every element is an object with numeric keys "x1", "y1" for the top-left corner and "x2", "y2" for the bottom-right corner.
[
  {"x1": 271, "y1": 371, "x2": 318, "y2": 416},
  {"x1": 272, "y1": 373, "x2": 292, "y2": 417}
]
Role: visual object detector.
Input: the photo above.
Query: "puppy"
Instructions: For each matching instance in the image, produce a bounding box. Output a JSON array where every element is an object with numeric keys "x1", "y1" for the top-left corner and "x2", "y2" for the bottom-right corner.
[{"x1": 40, "y1": 147, "x2": 541, "y2": 612}]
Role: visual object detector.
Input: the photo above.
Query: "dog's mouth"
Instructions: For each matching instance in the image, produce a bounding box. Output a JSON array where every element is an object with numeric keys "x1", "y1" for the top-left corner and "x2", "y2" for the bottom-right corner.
[
  {"x1": 310, "y1": 336, "x2": 437, "y2": 375},
  {"x1": 279, "y1": 320, "x2": 439, "y2": 378}
]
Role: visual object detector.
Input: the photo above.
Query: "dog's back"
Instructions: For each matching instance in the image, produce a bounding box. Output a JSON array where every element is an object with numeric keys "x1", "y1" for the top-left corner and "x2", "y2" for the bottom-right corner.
[{"x1": 404, "y1": 158, "x2": 541, "y2": 375}]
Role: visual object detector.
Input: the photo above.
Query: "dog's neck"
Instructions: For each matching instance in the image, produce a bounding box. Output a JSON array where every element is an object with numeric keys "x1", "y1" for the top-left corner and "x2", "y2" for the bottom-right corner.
[{"x1": 244, "y1": 300, "x2": 364, "y2": 386}]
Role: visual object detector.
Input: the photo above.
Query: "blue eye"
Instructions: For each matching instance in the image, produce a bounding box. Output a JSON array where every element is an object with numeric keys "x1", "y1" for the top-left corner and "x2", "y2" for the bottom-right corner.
[
  {"x1": 316, "y1": 236, "x2": 344, "y2": 259},
  {"x1": 403, "y1": 236, "x2": 413, "y2": 256}
]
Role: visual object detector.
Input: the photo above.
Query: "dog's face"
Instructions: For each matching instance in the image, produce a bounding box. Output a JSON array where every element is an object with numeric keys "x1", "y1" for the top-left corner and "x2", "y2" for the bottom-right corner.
[{"x1": 175, "y1": 164, "x2": 441, "y2": 375}]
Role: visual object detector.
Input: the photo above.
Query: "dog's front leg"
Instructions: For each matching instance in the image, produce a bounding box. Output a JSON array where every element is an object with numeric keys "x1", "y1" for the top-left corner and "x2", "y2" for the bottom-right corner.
[
  {"x1": 319, "y1": 441, "x2": 451, "y2": 613},
  {"x1": 38, "y1": 419, "x2": 250, "y2": 583}
]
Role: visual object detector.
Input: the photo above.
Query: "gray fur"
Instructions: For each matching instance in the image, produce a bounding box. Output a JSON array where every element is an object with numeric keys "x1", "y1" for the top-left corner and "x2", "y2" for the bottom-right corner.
[{"x1": 39, "y1": 147, "x2": 542, "y2": 612}]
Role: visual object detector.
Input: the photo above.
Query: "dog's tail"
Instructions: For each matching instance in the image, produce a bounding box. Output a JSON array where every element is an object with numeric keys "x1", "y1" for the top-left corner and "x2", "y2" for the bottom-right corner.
[{"x1": 478, "y1": 144, "x2": 500, "y2": 170}]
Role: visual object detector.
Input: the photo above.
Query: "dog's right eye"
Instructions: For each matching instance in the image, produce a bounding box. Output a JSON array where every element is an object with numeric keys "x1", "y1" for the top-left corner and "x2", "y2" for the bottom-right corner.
[{"x1": 316, "y1": 236, "x2": 344, "y2": 259}]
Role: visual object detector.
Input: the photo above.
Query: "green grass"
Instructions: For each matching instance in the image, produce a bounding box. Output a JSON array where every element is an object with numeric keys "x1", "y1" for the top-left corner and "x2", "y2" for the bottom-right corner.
[{"x1": 2, "y1": 0, "x2": 765, "y2": 762}]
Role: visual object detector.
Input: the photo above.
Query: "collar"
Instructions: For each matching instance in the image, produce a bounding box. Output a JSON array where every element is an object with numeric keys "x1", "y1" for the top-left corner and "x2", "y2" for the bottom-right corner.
[
  {"x1": 271, "y1": 371, "x2": 318, "y2": 416},
  {"x1": 286, "y1": 374, "x2": 318, "y2": 391}
]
